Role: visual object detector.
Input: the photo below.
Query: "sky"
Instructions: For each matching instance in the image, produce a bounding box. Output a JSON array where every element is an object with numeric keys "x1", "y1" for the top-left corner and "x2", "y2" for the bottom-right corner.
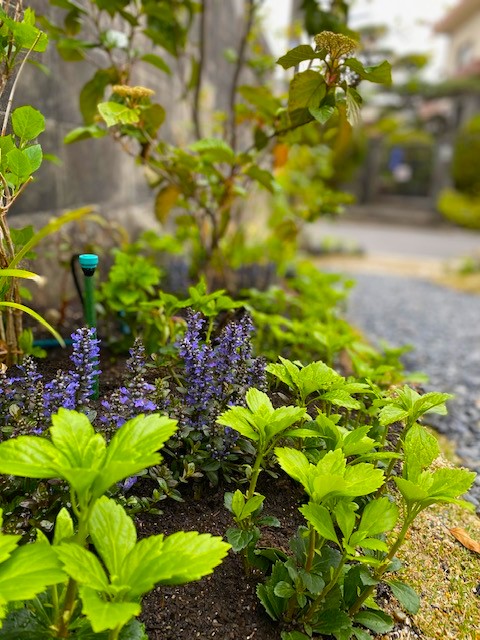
[{"x1": 263, "y1": 0, "x2": 456, "y2": 78}]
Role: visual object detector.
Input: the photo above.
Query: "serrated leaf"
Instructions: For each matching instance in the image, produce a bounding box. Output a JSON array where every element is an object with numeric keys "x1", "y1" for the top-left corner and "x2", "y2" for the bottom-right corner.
[
  {"x1": 378, "y1": 404, "x2": 409, "y2": 426},
  {"x1": 226, "y1": 527, "x2": 256, "y2": 551},
  {"x1": 11, "y1": 106, "x2": 45, "y2": 142},
  {"x1": 344, "y1": 58, "x2": 392, "y2": 85},
  {"x1": 386, "y1": 580, "x2": 420, "y2": 614},
  {"x1": 216, "y1": 406, "x2": 259, "y2": 441},
  {"x1": 277, "y1": 44, "x2": 319, "y2": 69},
  {"x1": 56, "y1": 542, "x2": 109, "y2": 591},
  {"x1": 52, "y1": 508, "x2": 74, "y2": 546},
  {"x1": 0, "y1": 544, "x2": 65, "y2": 600},
  {"x1": 231, "y1": 489, "x2": 245, "y2": 517},
  {"x1": 50, "y1": 409, "x2": 105, "y2": 471},
  {"x1": 0, "y1": 533, "x2": 20, "y2": 564},
  {"x1": 0, "y1": 436, "x2": 59, "y2": 478},
  {"x1": 96, "y1": 414, "x2": 177, "y2": 496},
  {"x1": 288, "y1": 70, "x2": 326, "y2": 112},
  {"x1": 275, "y1": 447, "x2": 311, "y2": 491},
  {"x1": 89, "y1": 497, "x2": 136, "y2": 578},
  {"x1": 309, "y1": 105, "x2": 335, "y2": 124},
  {"x1": 79, "y1": 586, "x2": 140, "y2": 632},
  {"x1": 357, "y1": 497, "x2": 398, "y2": 537},
  {"x1": 98, "y1": 101, "x2": 140, "y2": 127},
  {"x1": 394, "y1": 477, "x2": 429, "y2": 503},
  {"x1": 273, "y1": 580, "x2": 295, "y2": 598},
  {"x1": 146, "y1": 530, "x2": 230, "y2": 583},
  {"x1": 403, "y1": 423, "x2": 439, "y2": 480},
  {"x1": 300, "y1": 502, "x2": 339, "y2": 544}
]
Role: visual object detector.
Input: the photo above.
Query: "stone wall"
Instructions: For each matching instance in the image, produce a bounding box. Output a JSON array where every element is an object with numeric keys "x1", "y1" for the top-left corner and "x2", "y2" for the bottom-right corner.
[{"x1": 7, "y1": 0, "x2": 258, "y2": 311}]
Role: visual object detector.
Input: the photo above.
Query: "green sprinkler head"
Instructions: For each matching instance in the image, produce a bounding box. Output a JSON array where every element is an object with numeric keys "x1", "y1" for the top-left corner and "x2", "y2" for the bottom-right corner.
[{"x1": 78, "y1": 253, "x2": 99, "y2": 277}]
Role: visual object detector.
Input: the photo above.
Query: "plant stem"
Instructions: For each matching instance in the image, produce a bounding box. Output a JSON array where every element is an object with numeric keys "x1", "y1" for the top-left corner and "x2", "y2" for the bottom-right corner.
[
  {"x1": 303, "y1": 553, "x2": 347, "y2": 623},
  {"x1": 192, "y1": 0, "x2": 206, "y2": 139},
  {"x1": 246, "y1": 450, "x2": 264, "y2": 499},
  {"x1": 349, "y1": 513, "x2": 415, "y2": 616},
  {"x1": 305, "y1": 525, "x2": 317, "y2": 572}
]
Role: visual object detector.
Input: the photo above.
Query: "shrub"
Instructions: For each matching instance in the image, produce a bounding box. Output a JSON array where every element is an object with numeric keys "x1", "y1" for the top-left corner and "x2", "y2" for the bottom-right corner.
[{"x1": 437, "y1": 188, "x2": 480, "y2": 229}]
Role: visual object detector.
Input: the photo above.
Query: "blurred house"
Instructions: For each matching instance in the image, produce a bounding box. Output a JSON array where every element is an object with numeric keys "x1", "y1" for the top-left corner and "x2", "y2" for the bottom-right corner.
[{"x1": 430, "y1": 0, "x2": 480, "y2": 128}]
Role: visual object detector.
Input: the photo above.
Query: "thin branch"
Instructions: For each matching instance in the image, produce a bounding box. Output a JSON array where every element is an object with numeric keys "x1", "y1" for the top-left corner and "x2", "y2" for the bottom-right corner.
[
  {"x1": 227, "y1": 0, "x2": 256, "y2": 151},
  {"x1": 1, "y1": 31, "x2": 41, "y2": 136},
  {"x1": 192, "y1": 0, "x2": 207, "y2": 140}
]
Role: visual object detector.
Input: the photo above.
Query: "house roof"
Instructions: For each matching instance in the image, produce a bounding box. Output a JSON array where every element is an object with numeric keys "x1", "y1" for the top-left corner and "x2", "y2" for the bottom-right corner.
[{"x1": 434, "y1": 0, "x2": 480, "y2": 33}]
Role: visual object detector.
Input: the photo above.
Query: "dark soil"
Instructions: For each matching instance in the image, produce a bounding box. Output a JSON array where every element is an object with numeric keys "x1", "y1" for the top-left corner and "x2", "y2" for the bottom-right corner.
[{"x1": 137, "y1": 474, "x2": 306, "y2": 640}]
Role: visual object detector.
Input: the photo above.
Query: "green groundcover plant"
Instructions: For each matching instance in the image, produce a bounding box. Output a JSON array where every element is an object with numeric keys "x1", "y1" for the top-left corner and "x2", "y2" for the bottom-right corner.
[{"x1": 0, "y1": 409, "x2": 230, "y2": 639}]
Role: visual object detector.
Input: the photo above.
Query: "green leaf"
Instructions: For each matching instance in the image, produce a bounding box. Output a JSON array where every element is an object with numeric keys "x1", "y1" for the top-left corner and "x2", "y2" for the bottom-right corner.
[
  {"x1": 277, "y1": 44, "x2": 320, "y2": 69},
  {"x1": 357, "y1": 497, "x2": 398, "y2": 537},
  {"x1": 0, "y1": 532, "x2": 20, "y2": 565},
  {"x1": 403, "y1": 423, "x2": 439, "y2": 480},
  {"x1": 231, "y1": 489, "x2": 245, "y2": 517},
  {"x1": 226, "y1": 527, "x2": 256, "y2": 552},
  {"x1": 141, "y1": 53, "x2": 171, "y2": 74},
  {"x1": 343, "y1": 463, "x2": 385, "y2": 497},
  {"x1": 0, "y1": 544, "x2": 65, "y2": 600},
  {"x1": 56, "y1": 543, "x2": 109, "y2": 591},
  {"x1": 0, "y1": 302, "x2": 65, "y2": 348},
  {"x1": 300, "y1": 502, "x2": 339, "y2": 544},
  {"x1": 52, "y1": 508, "x2": 74, "y2": 546},
  {"x1": 281, "y1": 631, "x2": 310, "y2": 640},
  {"x1": 345, "y1": 87, "x2": 362, "y2": 126},
  {"x1": 288, "y1": 70, "x2": 326, "y2": 112},
  {"x1": 427, "y1": 467, "x2": 476, "y2": 500},
  {"x1": 335, "y1": 500, "x2": 357, "y2": 542},
  {"x1": 189, "y1": 138, "x2": 235, "y2": 164},
  {"x1": 64, "y1": 124, "x2": 107, "y2": 144},
  {"x1": 98, "y1": 101, "x2": 140, "y2": 127},
  {"x1": 117, "y1": 534, "x2": 165, "y2": 598},
  {"x1": 50, "y1": 409, "x2": 105, "y2": 471},
  {"x1": 378, "y1": 404, "x2": 409, "y2": 426},
  {"x1": 79, "y1": 586, "x2": 140, "y2": 633},
  {"x1": 344, "y1": 59, "x2": 392, "y2": 85},
  {"x1": 216, "y1": 406, "x2": 259, "y2": 441},
  {"x1": 386, "y1": 580, "x2": 420, "y2": 614},
  {"x1": 23, "y1": 144, "x2": 42, "y2": 172},
  {"x1": 354, "y1": 610, "x2": 393, "y2": 633},
  {"x1": 273, "y1": 580, "x2": 295, "y2": 598},
  {"x1": 11, "y1": 106, "x2": 45, "y2": 142},
  {"x1": 0, "y1": 436, "x2": 59, "y2": 478},
  {"x1": 97, "y1": 414, "x2": 177, "y2": 496},
  {"x1": 145, "y1": 530, "x2": 230, "y2": 584},
  {"x1": 244, "y1": 165, "x2": 277, "y2": 193},
  {"x1": 241, "y1": 494, "x2": 265, "y2": 519},
  {"x1": 89, "y1": 497, "x2": 136, "y2": 578},
  {"x1": 309, "y1": 105, "x2": 335, "y2": 124},
  {"x1": 394, "y1": 477, "x2": 429, "y2": 503},
  {"x1": 6, "y1": 148, "x2": 31, "y2": 178},
  {"x1": 275, "y1": 447, "x2": 311, "y2": 492},
  {"x1": 80, "y1": 68, "x2": 120, "y2": 124}
]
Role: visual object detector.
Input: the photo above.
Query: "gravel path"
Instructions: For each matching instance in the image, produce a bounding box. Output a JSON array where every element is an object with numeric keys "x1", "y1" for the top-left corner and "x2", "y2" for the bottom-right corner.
[{"x1": 345, "y1": 272, "x2": 480, "y2": 510}]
